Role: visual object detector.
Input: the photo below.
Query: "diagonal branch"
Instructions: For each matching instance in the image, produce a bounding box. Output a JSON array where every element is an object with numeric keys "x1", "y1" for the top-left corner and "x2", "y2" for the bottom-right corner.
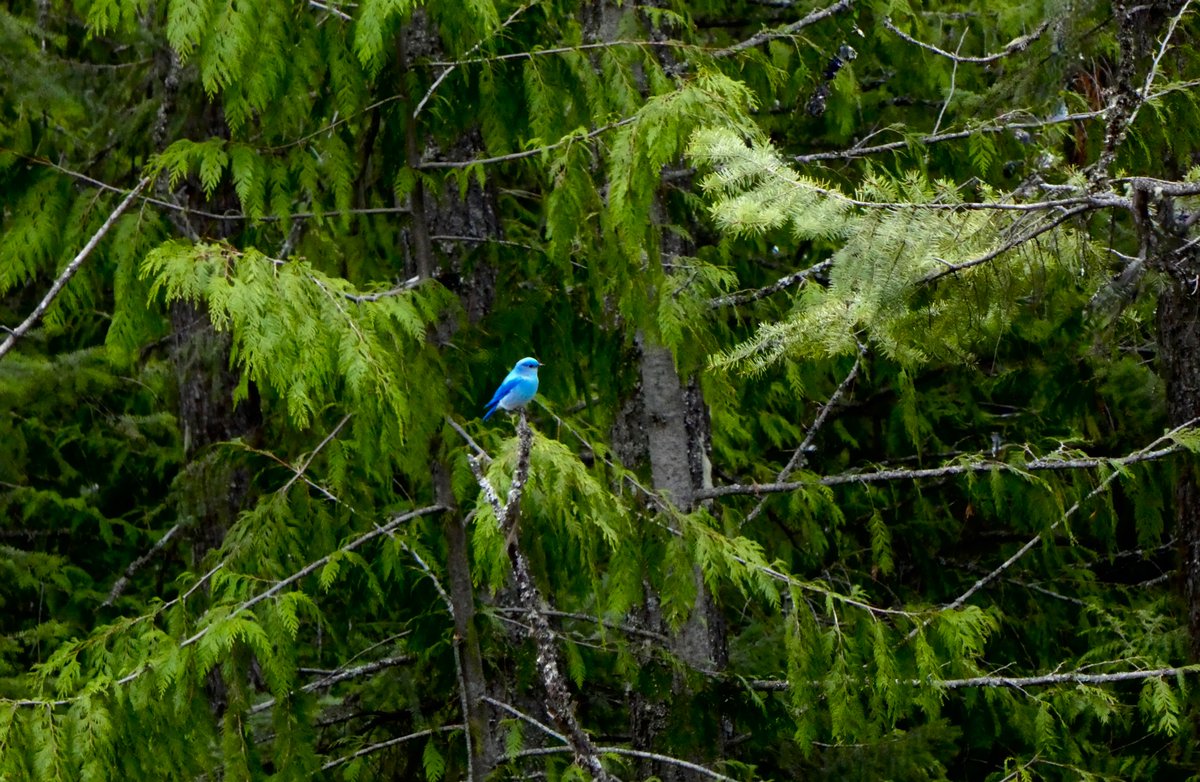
[
  {"x1": 0, "y1": 177, "x2": 149, "y2": 362},
  {"x1": 413, "y1": 2, "x2": 534, "y2": 119},
  {"x1": 903, "y1": 419, "x2": 1200, "y2": 640},
  {"x1": 713, "y1": 0, "x2": 854, "y2": 58},
  {"x1": 922, "y1": 204, "x2": 1094, "y2": 281},
  {"x1": 743, "y1": 346, "x2": 863, "y2": 524},
  {"x1": 708, "y1": 259, "x2": 832, "y2": 308},
  {"x1": 280, "y1": 413, "x2": 353, "y2": 495},
  {"x1": 321, "y1": 725, "x2": 463, "y2": 770},
  {"x1": 883, "y1": 18, "x2": 1050, "y2": 64},
  {"x1": 177, "y1": 505, "x2": 443, "y2": 650},
  {"x1": 103, "y1": 522, "x2": 184, "y2": 606},
  {"x1": 249, "y1": 654, "x2": 414, "y2": 715}
]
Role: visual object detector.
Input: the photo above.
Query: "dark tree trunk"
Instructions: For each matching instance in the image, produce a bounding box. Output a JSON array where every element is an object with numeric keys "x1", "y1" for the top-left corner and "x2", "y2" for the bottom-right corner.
[
  {"x1": 1158, "y1": 278, "x2": 1200, "y2": 658},
  {"x1": 394, "y1": 17, "x2": 503, "y2": 777},
  {"x1": 1147, "y1": 188, "x2": 1200, "y2": 657}
]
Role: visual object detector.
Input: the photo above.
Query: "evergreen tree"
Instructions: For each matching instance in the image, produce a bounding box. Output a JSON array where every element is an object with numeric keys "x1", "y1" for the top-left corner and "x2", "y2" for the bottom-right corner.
[{"x1": 2, "y1": 0, "x2": 1200, "y2": 780}]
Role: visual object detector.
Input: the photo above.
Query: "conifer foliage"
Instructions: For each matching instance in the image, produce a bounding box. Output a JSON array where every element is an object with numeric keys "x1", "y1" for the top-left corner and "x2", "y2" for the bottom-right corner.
[{"x1": 4, "y1": 0, "x2": 1200, "y2": 780}]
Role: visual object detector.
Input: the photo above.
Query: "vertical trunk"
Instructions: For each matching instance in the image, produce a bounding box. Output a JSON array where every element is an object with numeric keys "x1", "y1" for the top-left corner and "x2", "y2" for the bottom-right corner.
[
  {"x1": 433, "y1": 461, "x2": 496, "y2": 777},
  {"x1": 1148, "y1": 188, "x2": 1200, "y2": 657},
  {"x1": 1158, "y1": 278, "x2": 1200, "y2": 658},
  {"x1": 395, "y1": 19, "x2": 501, "y2": 778}
]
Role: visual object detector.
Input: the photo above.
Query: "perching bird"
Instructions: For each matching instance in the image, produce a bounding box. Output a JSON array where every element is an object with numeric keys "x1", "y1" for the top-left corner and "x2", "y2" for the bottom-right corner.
[{"x1": 483, "y1": 357, "x2": 542, "y2": 420}]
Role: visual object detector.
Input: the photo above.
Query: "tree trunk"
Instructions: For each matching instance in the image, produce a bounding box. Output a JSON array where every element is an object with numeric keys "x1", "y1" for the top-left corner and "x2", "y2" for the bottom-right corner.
[{"x1": 395, "y1": 18, "x2": 502, "y2": 777}]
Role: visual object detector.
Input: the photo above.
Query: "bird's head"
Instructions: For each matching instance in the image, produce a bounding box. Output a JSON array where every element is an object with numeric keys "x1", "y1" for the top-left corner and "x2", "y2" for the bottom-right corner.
[{"x1": 515, "y1": 357, "x2": 542, "y2": 373}]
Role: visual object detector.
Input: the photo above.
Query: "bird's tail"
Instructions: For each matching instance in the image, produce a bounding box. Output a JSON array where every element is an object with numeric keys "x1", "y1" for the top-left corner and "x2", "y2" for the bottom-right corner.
[{"x1": 482, "y1": 405, "x2": 497, "y2": 421}]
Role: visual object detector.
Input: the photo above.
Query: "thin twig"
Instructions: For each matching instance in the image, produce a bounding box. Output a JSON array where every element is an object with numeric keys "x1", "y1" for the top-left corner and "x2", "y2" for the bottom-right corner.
[
  {"x1": 321, "y1": 725, "x2": 463, "y2": 770},
  {"x1": 446, "y1": 416, "x2": 491, "y2": 462},
  {"x1": 883, "y1": 18, "x2": 1050, "y2": 64},
  {"x1": 428, "y1": 39, "x2": 697, "y2": 67},
  {"x1": 280, "y1": 414, "x2": 353, "y2": 495},
  {"x1": 249, "y1": 654, "x2": 413, "y2": 715},
  {"x1": 308, "y1": 0, "x2": 352, "y2": 21},
  {"x1": 0, "y1": 177, "x2": 150, "y2": 362},
  {"x1": 512, "y1": 744, "x2": 737, "y2": 782},
  {"x1": 104, "y1": 522, "x2": 184, "y2": 606},
  {"x1": 749, "y1": 664, "x2": 1200, "y2": 691},
  {"x1": 413, "y1": 2, "x2": 533, "y2": 119},
  {"x1": 340, "y1": 276, "x2": 422, "y2": 303},
  {"x1": 407, "y1": 545, "x2": 476, "y2": 782},
  {"x1": 743, "y1": 346, "x2": 863, "y2": 524},
  {"x1": 1138, "y1": 0, "x2": 1194, "y2": 108},
  {"x1": 713, "y1": 0, "x2": 854, "y2": 58},
  {"x1": 177, "y1": 505, "x2": 443, "y2": 649},
  {"x1": 923, "y1": 204, "x2": 1092, "y2": 280},
  {"x1": 792, "y1": 111, "x2": 1107, "y2": 164},
  {"x1": 708, "y1": 259, "x2": 832, "y2": 308},
  {"x1": 698, "y1": 438, "x2": 1185, "y2": 500},
  {"x1": 31, "y1": 156, "x2": 410, "y2": 221},
  {"x1": 483, "y1": 696, "x2": 567, "y2": 744},
  {"x1": 419, "y1": 117, "x2": 637, "y2": 170},
  {"x1": 931, "y1": 29, "x2": 968, "y2": 136},
  {"x1": 903, "y1": 419, "x2": 1199, "y2": 640}
]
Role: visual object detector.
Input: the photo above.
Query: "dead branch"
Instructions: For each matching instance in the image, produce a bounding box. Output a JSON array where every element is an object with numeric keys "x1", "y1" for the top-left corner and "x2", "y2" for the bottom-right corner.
[
  {"x1": 883, "y1": 18, "x2": 1050, "y2": 64},
  {"x1": 713, "y1": 0, "x2": 854, "y2": 58},
  {"x1": 0, "y1": 177, "x2": 149, "y2": 362}
]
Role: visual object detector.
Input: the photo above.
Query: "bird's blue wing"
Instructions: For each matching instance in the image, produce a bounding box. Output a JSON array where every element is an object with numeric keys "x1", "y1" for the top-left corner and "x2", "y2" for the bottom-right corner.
[{"x1": 484, "y1": 375, "x2": 521, "y2": 409}]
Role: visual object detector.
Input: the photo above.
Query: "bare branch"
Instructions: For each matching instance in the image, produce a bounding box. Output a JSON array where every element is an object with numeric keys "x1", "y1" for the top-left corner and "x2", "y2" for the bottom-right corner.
[
  {"x1": 792, "y1": 110, "x2": 1107, "y2": 164},
  {"x1": 512, "y1": 744, "x2": 739, "y2": 782},
  {"x1": 321, "y1": 725, "x2": 463, "y2": 770},
  {"x1": 428, "y1": 39, "x2": 697, "y2": 67},
  {"x1": 1138, "y1": 0, "x2": 1194, "y2": 113},
  {"x1": 0, "y1": 177, "x2": 149, "y2": 362},
  {"x1": 407, "y1": 545, "x2": 477, "y2": 782},
  {"x1": 483, "y1": 696, "x2": 567, "y2": 744},
  {"x1": 494, "y1": 607, "x2": 671, "y2": 645},
  {"x1": 34, "y1": 156, "x2": 410, "y2": 222},
  {"x1": 339, "y1": 276, "x2": 422, "y2": 303},
  {"x1": 487, "y1": 696, "x2": 734, "y2": 782},
  {"x1": 249, "y1": 654, "x2": 413, "y2": 715},
  {"x1": 280, "y1": 414, "x2": 353, "y2": 495},
  {"x1": 413, "y1": 2, "x2": 533, "y2": 119},
  {"x1": 942, "y1": 665, "x2": 1200, "y2": 689},
  {"x1": 713, "y1": 0, "x2": 854, "y2": 58},
  {"x1": 905, "y1": 419, "x2": 1199, "y2": 640},
  {"x1": 883, "y1": 18, "x2": 1050, "y2": 64},
  {"x1": 307, "y1": 0, "x2": 351, "y2": 21},
  {"x1": 177, "y1": 505, "x2": 444, "y2": 649},
  {"x1": 708, "y1": 259, "x2": 832, "y2": 308},
  {"x1": 446, "y1": 415, "x2": 491, "y2": 462},
  {"x1": 429, "y1": 235, "x2": 536, "y2": 250},
  {"x1": 749, "y1": 664, "x2": 1200, "y2": 692},
  {"x1": 1119, "y1": 176, "x2": 1200, "y2": 197},
  {"x1": 923, "y1": 204, "x2": 1094, "y2": 281},
  {"x1": 744, "y1": 346, "x2": 863, "y2": 524},
  {"x1": 698, "y1": 438, "x2": 1185, "y2": 500},
  {"x1": 104, "y1": 522, "x2": 184, "y2": 606},
  {"x1": 419, "y1": 117, "x2": 637, "y2": 170}
]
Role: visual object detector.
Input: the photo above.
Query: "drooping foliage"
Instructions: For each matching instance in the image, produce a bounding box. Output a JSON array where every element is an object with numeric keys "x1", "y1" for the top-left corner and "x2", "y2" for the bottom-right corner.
[{"x1": 3, "y1": 0, "x2": 1200, "y2": 780}]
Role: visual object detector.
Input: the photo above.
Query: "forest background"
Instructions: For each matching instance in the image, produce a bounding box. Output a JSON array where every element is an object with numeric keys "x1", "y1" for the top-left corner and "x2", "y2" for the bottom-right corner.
[{"x1": 4, "y1": 0, "x2": 1200, "y2": 779}]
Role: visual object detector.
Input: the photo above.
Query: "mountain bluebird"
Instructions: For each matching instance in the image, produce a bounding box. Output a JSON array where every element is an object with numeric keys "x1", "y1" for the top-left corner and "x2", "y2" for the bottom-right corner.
[{"x1": 483, "y1": 357, "x2": 542, "y2": 420}]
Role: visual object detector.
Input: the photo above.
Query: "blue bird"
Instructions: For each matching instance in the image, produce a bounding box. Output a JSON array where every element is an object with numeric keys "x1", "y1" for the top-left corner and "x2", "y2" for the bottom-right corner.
[{"x1": 483, "y1": 357, "x2": 543, "y2": 421}]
